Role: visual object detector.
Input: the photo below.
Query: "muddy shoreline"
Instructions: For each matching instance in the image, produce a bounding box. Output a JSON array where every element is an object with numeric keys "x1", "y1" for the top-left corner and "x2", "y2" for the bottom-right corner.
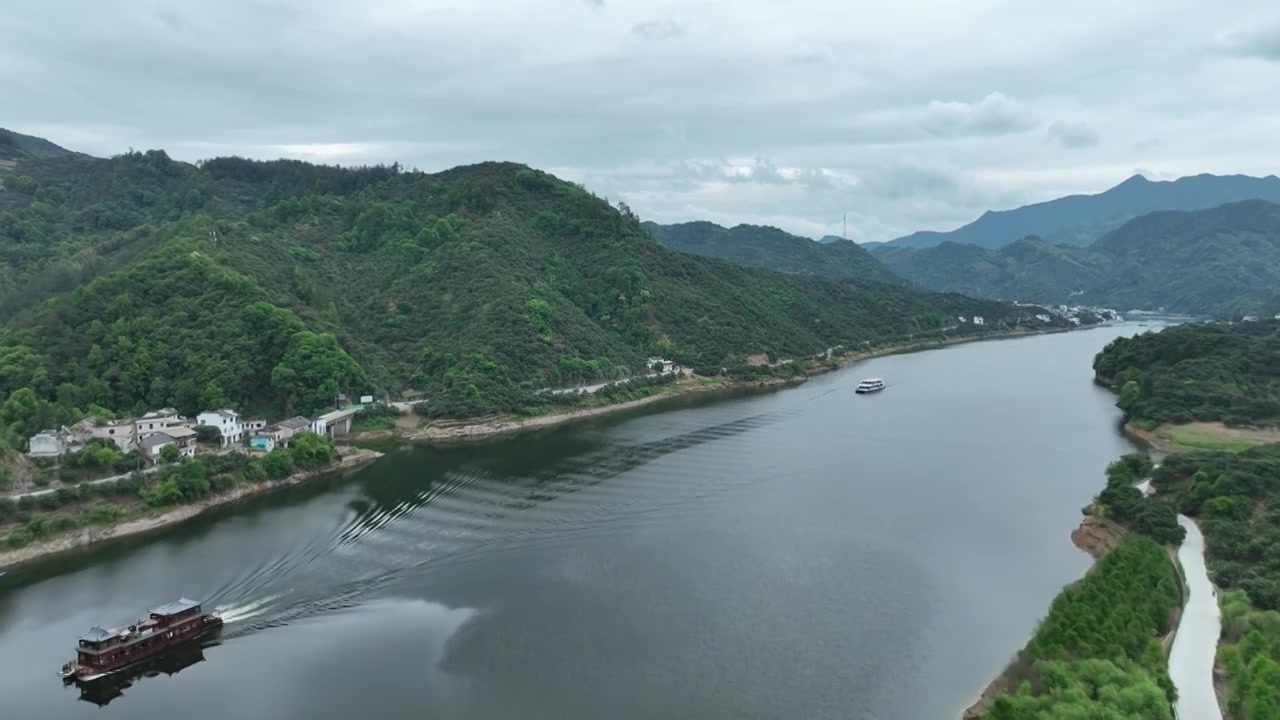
[
  {"x1": 356, "y1": 327, "x2": 1074, "y2": 445},
  {"x1": 0, "y1": 448, "x2": 383, "y2": 571}
]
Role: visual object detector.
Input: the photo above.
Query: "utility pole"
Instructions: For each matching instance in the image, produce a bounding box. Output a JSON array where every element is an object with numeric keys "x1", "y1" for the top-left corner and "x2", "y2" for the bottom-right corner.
[{"x1": 842, "y1": 213, "x2": 847, "y2": 241}]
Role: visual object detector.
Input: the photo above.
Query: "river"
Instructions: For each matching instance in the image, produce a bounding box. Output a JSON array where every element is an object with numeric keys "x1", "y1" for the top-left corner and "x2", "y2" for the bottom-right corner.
[{"x1": 0, "y1": 325, "x2": 1146, "y2": 719}]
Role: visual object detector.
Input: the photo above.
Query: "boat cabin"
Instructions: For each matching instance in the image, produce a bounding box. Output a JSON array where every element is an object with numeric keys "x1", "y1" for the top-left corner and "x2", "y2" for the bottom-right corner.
[{"x1": 71, "y1": 598, "x2": 207, "y2": 672}]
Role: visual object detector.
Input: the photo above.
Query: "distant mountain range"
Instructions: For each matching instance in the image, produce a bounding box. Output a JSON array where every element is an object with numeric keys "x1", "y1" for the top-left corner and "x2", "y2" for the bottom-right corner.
[
  {"x1": 873, "y1": 199, "x2": 1280, "y2": 317},
  {"x1": 881, "y1": 173, "x2": 1280, "y2": 250},
  {"x1": 642, "y1": 221, "x2": 903, "y2": 286}
]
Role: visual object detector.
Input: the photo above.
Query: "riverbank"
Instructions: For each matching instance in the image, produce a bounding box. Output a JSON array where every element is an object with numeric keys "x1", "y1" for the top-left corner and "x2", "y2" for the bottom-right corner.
[
  {"x1": 1124, "y1": 421, "x2": 1280, "y2": 454},
  {"x1": 962, "y1": 464, "x2": 1189, "y2": 720},
  {"x1": 0, "y1": 447, "x2": 382, "y2": 571},
  {"x1": 355, "y1": 327, "x2": 1075, "y2": 445}
]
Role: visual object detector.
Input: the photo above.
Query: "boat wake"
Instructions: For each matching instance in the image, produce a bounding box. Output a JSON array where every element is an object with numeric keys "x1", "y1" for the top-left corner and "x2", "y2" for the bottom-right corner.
[
  {"x1": 199, "y1": 403, "x2": 800, "y2": 641},
  {"x1": 213, "y1": 594, "x2": 284, "y2": 624}
]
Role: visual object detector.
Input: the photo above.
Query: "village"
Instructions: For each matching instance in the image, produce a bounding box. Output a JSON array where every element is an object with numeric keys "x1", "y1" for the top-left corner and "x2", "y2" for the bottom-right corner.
[{"x1": 25, "y1": 396, "x2": 374, "y2": 465}]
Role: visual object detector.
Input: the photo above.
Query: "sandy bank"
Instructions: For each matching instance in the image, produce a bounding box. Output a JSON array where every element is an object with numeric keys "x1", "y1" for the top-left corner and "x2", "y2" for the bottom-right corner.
[
  {"x1": 355, "y1": 328, "x2": 1071, "y2": 445},
  {"x1": 0, "y1": 448, "x2": 383, "y2": 571}
]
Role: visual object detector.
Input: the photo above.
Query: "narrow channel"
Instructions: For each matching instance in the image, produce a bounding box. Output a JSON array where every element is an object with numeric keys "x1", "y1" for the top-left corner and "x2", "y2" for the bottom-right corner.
[{"x1": 1169, "y1": 516, "x2": 1224, "y2": 720}]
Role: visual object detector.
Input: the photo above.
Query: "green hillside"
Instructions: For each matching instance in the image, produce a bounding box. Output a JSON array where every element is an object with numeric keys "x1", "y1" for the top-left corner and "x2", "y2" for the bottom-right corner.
[
  {"x1": 874, "y1": 201, "x2": 1280, "y2": 317},
  {"x1": 642, "y1": 220, "x2": 903, "y2": 285},
  {"x1": 0, "y1": 141, "x2": 1053, "y2": 438}
]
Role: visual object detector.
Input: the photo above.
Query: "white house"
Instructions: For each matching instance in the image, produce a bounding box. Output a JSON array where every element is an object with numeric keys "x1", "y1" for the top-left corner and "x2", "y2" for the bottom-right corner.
[
  {"x1": 136, "y1": 408, "x2": 189, "y2": 438},
  {"x1": 196, "y1": 409, "x2": 244, "y2": 447},
  {"x1": 973, "y1": 316, "x2": 985, "y2": 326},
  {"x1": 27, "y1": 430, "x2": 66, "y2": 457},
  {"x1": 244, "y1": 418, "x2": 267, "y2": 433}
]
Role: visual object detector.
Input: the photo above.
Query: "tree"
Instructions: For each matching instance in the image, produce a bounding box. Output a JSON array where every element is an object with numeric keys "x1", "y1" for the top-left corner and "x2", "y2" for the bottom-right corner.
[
  {"x1": 160, "y1": 443, "x2": 180, "y2": 464},
  {"x1": 270, "y1": 332, "x2": 367, "y2": 416}
]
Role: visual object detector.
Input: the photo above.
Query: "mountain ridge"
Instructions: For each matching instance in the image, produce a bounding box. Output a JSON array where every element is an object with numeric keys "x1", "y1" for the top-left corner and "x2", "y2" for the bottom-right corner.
[
  {"x1": 873, "y1": 199, "x2": 1280, "y2": 316},
  {"x1": 642, "y1": 220, "x2": 903, "y2": 285},
  {"x1": 883, "y1": 172, "x2": 1280, "y2": 250}
]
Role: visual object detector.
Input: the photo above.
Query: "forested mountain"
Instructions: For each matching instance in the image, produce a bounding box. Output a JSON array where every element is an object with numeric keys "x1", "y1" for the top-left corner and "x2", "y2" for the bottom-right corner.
[
  {"x1": 873, "y1": 200, "x2": 1280, "y2": 317},
  {"x1": 884, "y1": 173, "x2": 1280, "y2": 250},
  {"x1": 0, "y1": 134, "x2": 1048, "y2": 439},
  {"x1": 641, "y1": 220, "x2": 902, "y2": 285}
]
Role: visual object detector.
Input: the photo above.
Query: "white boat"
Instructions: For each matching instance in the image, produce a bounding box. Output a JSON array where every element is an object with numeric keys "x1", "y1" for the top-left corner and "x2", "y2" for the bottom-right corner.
[{"x1": 855, "y1": 378, "x2": 885, "y2": 394}]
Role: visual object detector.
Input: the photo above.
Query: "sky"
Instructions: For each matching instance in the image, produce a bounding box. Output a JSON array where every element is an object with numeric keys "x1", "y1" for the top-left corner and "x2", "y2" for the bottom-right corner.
[{"x1": 2, "y1": 0, "x2": 1278, "y2": 242}]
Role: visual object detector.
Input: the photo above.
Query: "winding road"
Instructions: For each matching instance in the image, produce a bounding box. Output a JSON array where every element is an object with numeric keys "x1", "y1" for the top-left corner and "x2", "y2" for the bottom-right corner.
[{"x1": 1169, "y1": 515, "x2": 1223, "y2": 720}]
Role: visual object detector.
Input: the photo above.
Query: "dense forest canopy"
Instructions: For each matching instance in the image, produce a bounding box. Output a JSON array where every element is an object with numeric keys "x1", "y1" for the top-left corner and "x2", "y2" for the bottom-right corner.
[
  {"x1": 983, "y1": 535, "x2": 1181, "y2": 719},
  {"x1": 641, "y1": 220, "x2": 904, "y2": 285},
  {"x1": 874, "y1": 200, "x2": 1280, "y2": 317},
  {"x1": 0, "y1": 137, "x2": 1059, "y2": 435},
  {"x1": 1093, "y1": 320, "x2": 1280, "y2": 428}
]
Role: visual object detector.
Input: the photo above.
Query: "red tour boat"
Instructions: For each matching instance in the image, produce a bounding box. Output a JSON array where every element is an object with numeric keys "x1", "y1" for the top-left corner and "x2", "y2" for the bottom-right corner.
[{"x1": 59, "y1": 597, "x2": 223, "y2": 681}]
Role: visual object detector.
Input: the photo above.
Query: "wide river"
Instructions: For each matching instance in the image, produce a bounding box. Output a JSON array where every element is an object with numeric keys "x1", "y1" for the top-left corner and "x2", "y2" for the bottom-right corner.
[{"x1": 1, "y1": 324, "x2": 1149, "y2": 719}]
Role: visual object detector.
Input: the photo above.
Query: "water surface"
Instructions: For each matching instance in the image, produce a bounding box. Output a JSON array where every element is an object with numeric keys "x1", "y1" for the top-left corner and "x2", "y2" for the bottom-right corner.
[{"x1": 0, "y1": 325, "x2": 1146, "y2": 719}]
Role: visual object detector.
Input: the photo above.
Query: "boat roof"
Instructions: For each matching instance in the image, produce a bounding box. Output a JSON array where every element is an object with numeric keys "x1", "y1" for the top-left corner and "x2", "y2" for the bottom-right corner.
[
  {"x1": 79, "y1": 626, "x2": 117, "y2": 642},
  {"x1": 858, "y1": 378, "x2": 883, "y2": 383},
  {"x1": 150, "y1": 597, "x2": 201, "y2": 616}
]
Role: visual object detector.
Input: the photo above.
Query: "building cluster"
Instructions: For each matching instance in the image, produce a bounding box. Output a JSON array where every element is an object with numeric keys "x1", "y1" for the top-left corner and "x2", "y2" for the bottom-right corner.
[
  {"x1": 27, "y1": 403, "x2": 365, "y2": 464},
  {"x1": 1010, "y1": 302, "x2": 1122, "y2": 325}
]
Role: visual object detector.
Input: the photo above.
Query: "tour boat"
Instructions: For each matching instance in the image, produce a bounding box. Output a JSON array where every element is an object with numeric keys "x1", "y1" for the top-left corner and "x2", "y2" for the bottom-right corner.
[
  {"x1": 855, "y1": 378, "x2": 885, "y2": 394},
  {"x1": 59, "y1": 597, "x2": 223, "y2": 681}
]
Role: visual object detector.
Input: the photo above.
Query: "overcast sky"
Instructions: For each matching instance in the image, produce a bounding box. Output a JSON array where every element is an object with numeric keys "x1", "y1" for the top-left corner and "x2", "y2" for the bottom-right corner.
[{"x1": 3, "y1": 0, "x2": 1278, "y2": 241}]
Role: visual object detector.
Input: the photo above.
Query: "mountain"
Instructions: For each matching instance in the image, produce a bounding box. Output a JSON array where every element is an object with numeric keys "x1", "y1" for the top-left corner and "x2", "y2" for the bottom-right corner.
[
  {"x1": 873, "y1": 200, "x2": 1280, "y2": 317},
  {"x1": 817, "y1": 235, "x2": 844, "y2": 244},
  {"x1": 872, "y1": 237, "x2": 1109, "y2": 304},
  {"x1": 642, "y1": 221, "x2": 903, "y2": 285},
  {"x1": 0, "y1": 128, "x2": 78, "y2": 162},
  {"x1": 0, "y1": 138, "x2": 1048, "y2": 433},
  {"x1": 884, "y1": 173, "x2": 1280, "y2": 250}
]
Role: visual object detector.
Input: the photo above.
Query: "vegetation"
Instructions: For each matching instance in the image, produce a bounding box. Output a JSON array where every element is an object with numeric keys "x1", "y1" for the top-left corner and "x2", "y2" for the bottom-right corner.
[
  {"x1": 1148, "y1": 444, "x2": 1280, "y2": 717},
  {"x1": 880, "y1": 172, "x2": 1280, "y2": 250},
  {"x1": 350, "y1": 403, "x2": 403, "y2": 432},
  {"x1": 641, "y1": 220, "x2": 903, "y2": 285},
  {"x1": 1093, "y1": 455, "x2": 1185, "y2": 545},
  {"x1": 0, "y1": 431, "x2": 339, "y2": 549},
  {"x1": 1218, "y1": 590, "x2": 1280, "y2": 719},
  {"x1": 875, "y1": 200, "x2": 1280, "y2": 317},
  {"x1": 1093, "y1": 320, "x2": 1280, "y2": 429},
  {"x1": 0, "y1": 135, "x2": 1059, "y2": 433},
  {"x1": 982, "y1": 535, "x2": 1182, "y2": 719}
]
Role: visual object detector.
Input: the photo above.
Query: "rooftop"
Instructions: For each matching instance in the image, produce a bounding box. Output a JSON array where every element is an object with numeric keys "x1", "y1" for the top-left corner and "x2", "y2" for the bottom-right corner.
[
  {"x1": 140, "y1": 434, "x2": 173, "y2": 450},
  {"x1": 79, "y1": 626, "x2": 116, "y2": 643},
  {"x1": 278, "y1": 416, "x2": 311, "y2": 430},
  {"x1": 150, "y1": 597, "x2": 202, "y2": 617},
  {"x1": 138, "y1": 408, "x2": 179, "y2": 420},
  {"x1": 160, "y1": 426, "x2": 196, "y2": 439}
]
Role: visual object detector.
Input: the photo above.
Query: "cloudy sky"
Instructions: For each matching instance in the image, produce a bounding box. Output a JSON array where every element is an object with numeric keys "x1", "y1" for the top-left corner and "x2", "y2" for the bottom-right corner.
[{"x1": 3, "y1": 0, "x2": 1278, "y2": 241}]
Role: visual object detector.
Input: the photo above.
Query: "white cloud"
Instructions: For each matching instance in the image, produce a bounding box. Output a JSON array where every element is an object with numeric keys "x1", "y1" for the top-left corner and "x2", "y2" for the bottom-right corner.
[
  {"x1": 1, "y1": 0, "x2": 1278, "y2": 241},
  {"x1": 920, "y1": 92, "x2": 1040, "y2": 138}
]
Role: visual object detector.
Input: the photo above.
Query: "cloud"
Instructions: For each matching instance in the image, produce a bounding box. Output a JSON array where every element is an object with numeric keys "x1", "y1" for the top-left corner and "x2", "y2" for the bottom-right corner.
[
  {"x1": 632, "y1": 19, "x2": 683, "y2": 40},
  {"x1": 920, "y1": 92, "x2": 1040, "y2": 138},
  {"x1": 1046, "y1": 121, "x2": 1100, "y2": 149},
  {"x1": 1, "y1": 0, "x2": 1277, "y2": 242},
  {"x1": 1215, "y1": 25, "x2": 1280, "y2": 61}
]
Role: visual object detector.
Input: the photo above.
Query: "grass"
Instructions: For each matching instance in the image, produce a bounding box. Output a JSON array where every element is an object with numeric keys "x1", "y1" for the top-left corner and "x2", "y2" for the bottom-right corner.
[{"x1": 1153, "y1": 422, "x2": 1280, "y2": 453}]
